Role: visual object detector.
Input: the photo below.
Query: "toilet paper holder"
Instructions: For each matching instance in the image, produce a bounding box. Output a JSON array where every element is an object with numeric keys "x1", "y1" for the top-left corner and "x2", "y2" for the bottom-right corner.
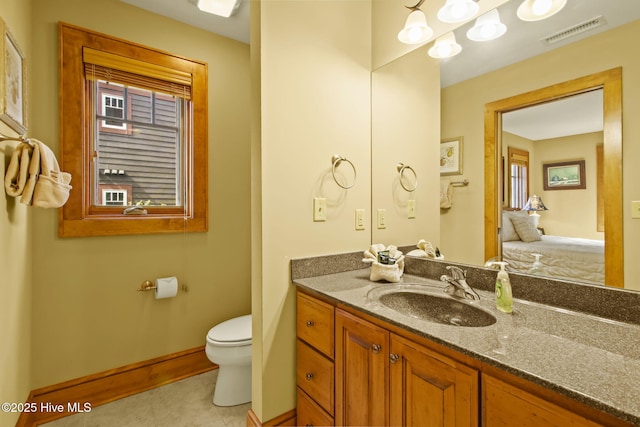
[{"x1": 137, "y1": 280, "x2": 189, "y2": 292}]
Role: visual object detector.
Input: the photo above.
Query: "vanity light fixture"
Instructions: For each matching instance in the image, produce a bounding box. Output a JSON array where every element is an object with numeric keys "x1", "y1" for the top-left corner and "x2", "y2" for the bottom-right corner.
[
  {"x1": 197, "y1": 0, "x2": 241, "y2": 18},
  {"x1": 428, "y1": 32, "x2": 462, "y2": 59},
  {"x1": 467, "y1": 9, "x2": 507, "y2": 42},
  {"x1": 398, "y1": 0, "x2": 434, "y2": 45},
  {"x1": 516, "y1": 0, "x2": 567, "y2": 22},
  {"x1": 437, "y1": 0, "x2": 480, "y2": 24}
]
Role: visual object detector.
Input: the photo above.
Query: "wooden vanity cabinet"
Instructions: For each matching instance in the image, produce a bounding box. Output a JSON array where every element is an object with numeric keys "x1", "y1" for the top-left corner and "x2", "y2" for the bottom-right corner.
[
  {"x1": 390, "y1": 334, "x2": 479, "y2": 427},
  {"x1": 296, "y1": 289, "x2": 630, "y2": 427},
  {"x1": 296, "y1": 292, "x2": 335, "y2": 426},
  {"x1": 335, "y1": 308, "x2": 478, "y2": 427},
  {"x1": 482, "y1": 374, "x2": 604, "y2": 427},
  {"x1": 335, "y1": 308, "x2": 390, "y2": 426}
]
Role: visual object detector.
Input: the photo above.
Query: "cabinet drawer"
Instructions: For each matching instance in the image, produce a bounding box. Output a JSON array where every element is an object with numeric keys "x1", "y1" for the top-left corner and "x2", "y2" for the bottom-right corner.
[
  {"x1": 297, "y1": 387, "x2": 334, "y2": 427},
  {"x1": 297, "y1": 340, "x2": 334, "y2": 415},
  {"x1": 297, "y1": 291, "x2": 334, "y2": 357}
]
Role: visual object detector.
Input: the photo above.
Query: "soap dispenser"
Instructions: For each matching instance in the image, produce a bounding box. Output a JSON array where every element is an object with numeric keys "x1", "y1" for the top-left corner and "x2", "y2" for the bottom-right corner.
[
  {"x1": 490, "y1": 262, "x2": 513, "y2": 314},
  {"x1": 527, "y1": 253, "x2": 544, "y2": 275}
]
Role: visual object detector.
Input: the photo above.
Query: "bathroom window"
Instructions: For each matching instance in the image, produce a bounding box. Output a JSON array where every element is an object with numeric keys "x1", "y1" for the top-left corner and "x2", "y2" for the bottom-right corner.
[
  {"x1": 507, "y1": 147, "x2": 529, "y2": 209},
  {"x1": 59, "y1": 23, "x2": 208, "y2": 237}
]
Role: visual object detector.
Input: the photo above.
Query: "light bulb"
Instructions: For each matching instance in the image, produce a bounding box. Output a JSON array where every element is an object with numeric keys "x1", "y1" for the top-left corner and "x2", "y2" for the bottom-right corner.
[
  {"x1": 428, "y1": 33, "x2": 461, "y2": 58},
  {"x1": 450, "y1": 3, "x2": 467, "y2": 20},
  {"x1": 437, "y1": 43, "x2": 453, "y2": 57},
  {"x1": 480, "y1": 24, "x2": 497, "y2": 39},
  {"x1": 407, "y1": 27, "x2": 425, "y2": 43},
  {"x1": 532, "y1": 0, "x2": 552, "y2": 16},
  {"x1": 398, "y1": 10, "x2": 433, "y2": 44}
]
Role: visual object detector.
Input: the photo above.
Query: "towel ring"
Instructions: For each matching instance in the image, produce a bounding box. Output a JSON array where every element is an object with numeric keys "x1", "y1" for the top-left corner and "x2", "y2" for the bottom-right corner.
[
  {"x1": 397, "y1": 163, "x2": 418, "y2": 192},
  {"x1": 331, "y1": 155, "x2": 356, "y2": 189}
]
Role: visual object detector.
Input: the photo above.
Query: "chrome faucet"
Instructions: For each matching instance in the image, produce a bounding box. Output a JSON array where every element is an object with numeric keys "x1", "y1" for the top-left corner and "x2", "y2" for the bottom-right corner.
[{"x1": 440, "y1": 266, "x2": 480, "y2": 301}]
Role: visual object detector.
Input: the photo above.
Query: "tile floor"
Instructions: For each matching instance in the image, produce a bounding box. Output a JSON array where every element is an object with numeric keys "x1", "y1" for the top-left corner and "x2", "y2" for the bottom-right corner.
[{"x1": 42, "y1": 370, "x2": 250, "y2": 427}]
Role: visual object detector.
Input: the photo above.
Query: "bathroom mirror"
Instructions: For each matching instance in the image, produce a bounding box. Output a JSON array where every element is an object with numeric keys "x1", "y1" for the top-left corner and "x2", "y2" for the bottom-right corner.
[
  {"x1": 484, "y1": 69, "x2": 623, "y2": 288},
  {"x1": 372, "y1": 0, "x2": 639, "y2": 290}
]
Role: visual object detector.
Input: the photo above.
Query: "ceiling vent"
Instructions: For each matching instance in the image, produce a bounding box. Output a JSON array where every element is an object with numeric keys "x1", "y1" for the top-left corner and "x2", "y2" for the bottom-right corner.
[{"x1": 541, "y1": 16, "x2": 607, "y2": 45}]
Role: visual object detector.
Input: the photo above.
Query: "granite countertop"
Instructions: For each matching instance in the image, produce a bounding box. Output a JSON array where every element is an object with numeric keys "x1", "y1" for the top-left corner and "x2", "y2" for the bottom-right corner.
[{"x1": 294, "y1": 268, "x2": 640, "y2": 425}]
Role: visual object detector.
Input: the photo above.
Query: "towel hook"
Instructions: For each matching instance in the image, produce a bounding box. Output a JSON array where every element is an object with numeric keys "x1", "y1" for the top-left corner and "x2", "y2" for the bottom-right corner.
[
  {"x1": 331, "y1": 155, "x2": 356, "y2": 189},
  {"x1": 396, "y1": 163, "x2": 418, "y2": 192},
  {"x1": 0, "y1": 133, "x2": 32, "y2": 146}
]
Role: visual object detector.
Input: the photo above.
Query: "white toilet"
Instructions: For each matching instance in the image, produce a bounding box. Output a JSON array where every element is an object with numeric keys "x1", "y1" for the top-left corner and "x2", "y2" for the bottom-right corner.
[{"x1": 205, "y1": 314, "x2": 252, "y2": 406}]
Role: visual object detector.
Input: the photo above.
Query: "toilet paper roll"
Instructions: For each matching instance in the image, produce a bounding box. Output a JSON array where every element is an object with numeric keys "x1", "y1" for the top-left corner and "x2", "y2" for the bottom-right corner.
[{"x1": 155, "y1": 276, "x2": 179, "y2": 299}]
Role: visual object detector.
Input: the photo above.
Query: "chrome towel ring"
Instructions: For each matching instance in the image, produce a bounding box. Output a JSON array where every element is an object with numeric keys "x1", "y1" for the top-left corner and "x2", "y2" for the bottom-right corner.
[
  {"x1": 331, "y1": 154, "x2": 356, "y2": 189},
  {"x1": 397, "y1": 163, "x2": 418, "y2": 192}
]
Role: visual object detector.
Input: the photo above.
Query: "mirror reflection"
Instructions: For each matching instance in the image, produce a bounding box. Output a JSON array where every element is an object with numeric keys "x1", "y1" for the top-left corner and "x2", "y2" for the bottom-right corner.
[
  {"x1": 431, "y1": 0, "x2": 639, "y2": 290},
  {"x1": 499, "y1": 90, "x2": 605, "y2": 285}
]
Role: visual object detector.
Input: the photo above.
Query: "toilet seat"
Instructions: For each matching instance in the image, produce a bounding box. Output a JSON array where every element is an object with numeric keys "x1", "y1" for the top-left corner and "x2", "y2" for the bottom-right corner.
[{"x1": 207, "y1": 314, "x2": 251, "y2": 347}]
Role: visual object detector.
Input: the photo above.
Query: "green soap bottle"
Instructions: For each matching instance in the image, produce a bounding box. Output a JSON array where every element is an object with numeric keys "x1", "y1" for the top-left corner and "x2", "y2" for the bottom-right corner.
[{"x1": 492, "y1": 261, "x2": 513, "y2": 314}]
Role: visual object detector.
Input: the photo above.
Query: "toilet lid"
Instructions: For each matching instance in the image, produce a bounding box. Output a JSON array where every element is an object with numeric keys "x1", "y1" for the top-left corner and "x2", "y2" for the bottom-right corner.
[{"x1": 207, "y1": 314, "x2": 252, "y2": 343}]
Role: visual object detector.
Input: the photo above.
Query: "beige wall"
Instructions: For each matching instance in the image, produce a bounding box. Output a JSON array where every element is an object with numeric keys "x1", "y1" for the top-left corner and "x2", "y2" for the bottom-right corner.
[
  {"x1": 533, "y1": 132, "x2": 604, "y2": 240},
  {"x1": 372, "y1": 47, "x2": 441, "y2": 246},
  {"x1": 501, "y1": 131, "x2": 603, "y2": 240},
  {"x1": 1, "y1": 2, "x2": 32, "y2": 425},
  {"x1": 441, "y1": 19, "x2": 640, "y2": 291},
  {"x1": 254, "y1": 0, "x2": 373, "y2": 420},
  {"x1": 28, "y1": 0, "x2": 251, "y2": 387}
]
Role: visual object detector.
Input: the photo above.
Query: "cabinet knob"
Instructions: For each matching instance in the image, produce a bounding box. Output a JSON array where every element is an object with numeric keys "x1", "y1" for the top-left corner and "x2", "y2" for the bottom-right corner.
[
  {"x1": 305, "y1": 373, "x2": 314, "y2": 381},
  {"x1": 389, "y1": 353, "x2": 399, "y2": 364},
  {"x1": 305, "y1": 320, "x2": 314, "y2": 327},
  {"x1": 372, "y1": 344, "x2": 382, "y2": 354}
]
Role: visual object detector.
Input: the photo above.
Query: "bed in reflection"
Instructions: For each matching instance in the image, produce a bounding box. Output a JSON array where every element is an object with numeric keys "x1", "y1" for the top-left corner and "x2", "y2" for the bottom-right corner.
[{"x1": 501, "y1": 211, "x2": 604, "y2": 285}]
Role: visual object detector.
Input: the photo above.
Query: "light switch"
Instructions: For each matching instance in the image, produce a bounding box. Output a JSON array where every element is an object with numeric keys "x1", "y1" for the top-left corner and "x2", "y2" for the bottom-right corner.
[
  {"x1": 632, "y1": 201, "x2": 640, "y2": 219},
  {"x1": 355, "y1": 209, "x2": 365, "y2": 230},
  {"x1": 377, "y1": 209, "x2": 386, "y2": 229},
  {"x1": 408, "y1": 199, "x2": 416, "y2": 219},
  {"x1": 313, "y1": 198, "x2": 326, "y2": 222}
]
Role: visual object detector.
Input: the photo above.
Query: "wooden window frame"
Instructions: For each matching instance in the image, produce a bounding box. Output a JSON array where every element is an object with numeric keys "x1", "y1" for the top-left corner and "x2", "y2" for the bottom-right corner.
[
  {"x1": 59, "y1": 23, "x2": 208, "y2": 237},
  {"x1": 507, "y1": 146, "x2": 529, "y2": 209}
]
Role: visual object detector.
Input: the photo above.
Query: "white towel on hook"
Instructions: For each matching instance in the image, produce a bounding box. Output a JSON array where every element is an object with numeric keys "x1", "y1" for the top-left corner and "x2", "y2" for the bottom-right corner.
[
  {"x1": 4, "y1": 141, "x2": 33, "y2": 197},
  {"x1": 5, "y1": 138, "x2": 72, "y2": 208},
  {"x1": 440, "y1": 179, "x2": 453, "y2": 209},
  {"x1": 27, "y1": 139, "x2": 72, "y2": 208}
]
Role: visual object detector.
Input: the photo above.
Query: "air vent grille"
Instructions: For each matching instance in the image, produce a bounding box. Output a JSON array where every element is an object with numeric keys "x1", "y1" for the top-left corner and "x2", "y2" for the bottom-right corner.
[{"x1": 541, "y1": 16, "x2": 607, "y2": 45}]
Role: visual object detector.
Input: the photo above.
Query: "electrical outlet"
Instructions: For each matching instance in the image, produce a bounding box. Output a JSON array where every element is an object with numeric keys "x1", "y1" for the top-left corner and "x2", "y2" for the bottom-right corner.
[
  {"x1": 632, "y1": 201, "x2": 640, "y2": 219},
  {"x1": 377, "y1": 209, "x2": 386, "y2": 229},
  {"x1": 355, "y1": 209, "x2": 365, "y2": 230},
  {"x1": 408, "y1": 199, "x2": 416, "y2": 219},
  {"x1": 313, "y1": 198, "x2": 326, "y2": 222}
]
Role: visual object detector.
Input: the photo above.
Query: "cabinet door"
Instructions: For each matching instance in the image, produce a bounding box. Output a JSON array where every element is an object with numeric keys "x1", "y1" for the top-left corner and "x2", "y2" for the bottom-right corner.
[
  {"x1": 390, "y1": 334, "x2": 479, "y2": 427},
  {"x1": 482, "y1": 374, "x2": 603, "y2": 427},
  {"x1": 335, "y1": 309, "x2": 389, "y2": 427}
]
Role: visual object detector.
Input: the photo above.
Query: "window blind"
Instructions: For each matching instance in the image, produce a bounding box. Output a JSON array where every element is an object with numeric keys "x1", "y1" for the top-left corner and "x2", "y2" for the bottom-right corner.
[{"x1": 83, "y1": 47, "x2": 192, "y2": 99}]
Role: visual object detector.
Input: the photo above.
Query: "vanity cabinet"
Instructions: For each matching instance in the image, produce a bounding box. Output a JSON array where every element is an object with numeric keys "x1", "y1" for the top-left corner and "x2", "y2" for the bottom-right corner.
[
  {"x1": 334, "y1": 308, "x2": 478, "y2": 426},
  {"x1": 390, "y1": 334, "x2": 478, "y2": 427},
  {"x1": 482, "y1": 374, "x2": 602, "y2": 427},
  {"x1": 296, "y1": 292, "x2": 335, "y2": 426},
  {"x1": 335, "y1": 308, "x2": 390, "y2": 426},
  {"x1": 296, "y1": 289, "x2": 630, "y2": 427}
]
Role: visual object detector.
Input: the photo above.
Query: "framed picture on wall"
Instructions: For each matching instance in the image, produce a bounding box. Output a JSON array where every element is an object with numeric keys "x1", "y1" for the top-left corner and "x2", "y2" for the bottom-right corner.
[
  {"x1": 0, "y1": 18, "x2": 27, "y2": 134},
  {"x1": 543, "y1": 160, "x2": 586, "y2": 190},
  {"x1": 440, "y1": 137, "x2": 463, "y2": 176}
]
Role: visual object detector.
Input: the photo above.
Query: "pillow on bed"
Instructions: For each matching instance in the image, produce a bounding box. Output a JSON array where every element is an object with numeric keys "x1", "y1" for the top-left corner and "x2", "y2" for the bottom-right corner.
[
  {"x1": 501, "y1": 212, "x2": 521, "y2": 241},
  {"x1": 510, "y1": 214, "x2": 542, "y2": 242}
]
